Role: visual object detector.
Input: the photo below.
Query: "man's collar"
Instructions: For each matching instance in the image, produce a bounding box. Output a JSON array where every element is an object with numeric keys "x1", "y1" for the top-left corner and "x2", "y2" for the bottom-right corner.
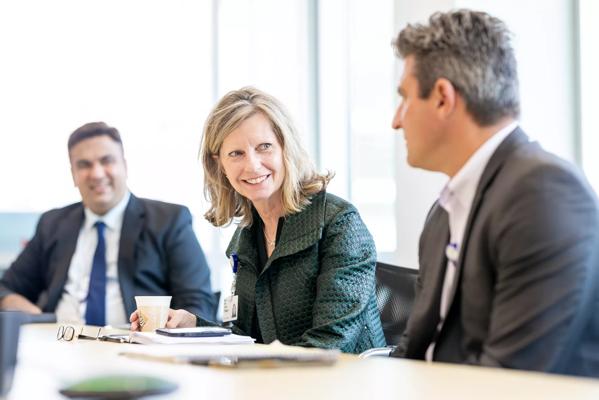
[
  {"x1": 441, "y1": 121, "x2": 518, "y2": 211},
  {"x1": 83, "y1": 191, "x2": 131, "y2": 231}
]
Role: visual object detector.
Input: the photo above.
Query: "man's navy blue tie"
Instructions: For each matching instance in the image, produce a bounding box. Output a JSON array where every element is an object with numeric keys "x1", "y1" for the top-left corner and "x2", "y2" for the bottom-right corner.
[{"x1": 85, "y1": 221, "x2": 106, "y2": 326}]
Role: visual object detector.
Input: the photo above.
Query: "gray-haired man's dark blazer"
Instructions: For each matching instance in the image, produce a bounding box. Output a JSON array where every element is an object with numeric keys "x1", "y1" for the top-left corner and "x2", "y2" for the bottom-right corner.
[{"x1": 392, "y1": 128, "x2": 599, "y2": 378}]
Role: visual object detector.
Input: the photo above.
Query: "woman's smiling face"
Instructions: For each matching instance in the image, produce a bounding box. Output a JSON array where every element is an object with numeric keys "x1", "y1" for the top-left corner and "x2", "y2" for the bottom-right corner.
[{"x1": 218, "y1": 112, "x2": 286, "y2": 209}]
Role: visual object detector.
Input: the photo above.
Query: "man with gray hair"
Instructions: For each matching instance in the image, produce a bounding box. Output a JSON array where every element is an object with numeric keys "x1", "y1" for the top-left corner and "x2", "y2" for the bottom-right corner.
[{"x1": 390, "y1": 9, "x2": 599, "y2": 377}]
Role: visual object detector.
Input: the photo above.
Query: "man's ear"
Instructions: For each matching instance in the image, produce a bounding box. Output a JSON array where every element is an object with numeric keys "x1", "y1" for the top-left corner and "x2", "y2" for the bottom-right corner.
[{"x1": 432, "y1": 78, "x2": 457, "y2": 118}]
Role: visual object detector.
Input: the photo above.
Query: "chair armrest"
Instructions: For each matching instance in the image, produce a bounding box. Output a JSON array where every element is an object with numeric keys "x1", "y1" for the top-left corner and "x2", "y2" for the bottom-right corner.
[
  {"x1": 21, "y1": 313, "x2": 56, "y2": 324},
  {"x1": 358, "y1": 346, "x2": 395, "y2": 359}
]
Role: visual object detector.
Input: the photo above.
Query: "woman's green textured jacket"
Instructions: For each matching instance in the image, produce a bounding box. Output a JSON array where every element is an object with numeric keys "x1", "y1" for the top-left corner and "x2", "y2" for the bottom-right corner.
[{"x1": 199, "y1": 191, "x2": 385, "y2": 353}]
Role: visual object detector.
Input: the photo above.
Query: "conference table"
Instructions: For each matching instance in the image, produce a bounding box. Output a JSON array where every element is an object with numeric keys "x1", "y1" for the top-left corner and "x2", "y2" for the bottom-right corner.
[{"x1": 8, "y1": 324, "x2": 599, "y2": 399}]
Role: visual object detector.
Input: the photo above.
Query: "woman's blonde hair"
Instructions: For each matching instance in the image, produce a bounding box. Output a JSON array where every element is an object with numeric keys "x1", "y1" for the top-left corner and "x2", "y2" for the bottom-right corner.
[{"x1": 201, "y1": 86, "x2": 332, "y2": 227}]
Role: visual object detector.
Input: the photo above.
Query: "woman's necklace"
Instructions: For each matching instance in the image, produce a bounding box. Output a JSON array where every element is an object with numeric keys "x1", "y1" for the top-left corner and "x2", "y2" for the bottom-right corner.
[{"x1": 263, "y1": 228, "x2": 276, "y2": 248}]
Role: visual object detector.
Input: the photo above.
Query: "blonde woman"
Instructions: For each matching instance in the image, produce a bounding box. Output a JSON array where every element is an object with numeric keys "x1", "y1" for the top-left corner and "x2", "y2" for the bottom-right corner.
[{"x1": 131, "y1": 87, "x2": 385, "y2": 353}]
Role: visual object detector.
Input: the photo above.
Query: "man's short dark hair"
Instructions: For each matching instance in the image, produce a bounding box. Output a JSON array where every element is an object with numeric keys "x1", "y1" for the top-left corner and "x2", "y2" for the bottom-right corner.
[
  {"x1": 393, "y1": 9, "x2": 520, "y2": 126},
  {"x1": 68, "y1": 122, "x2": 123, "y2": 153}
]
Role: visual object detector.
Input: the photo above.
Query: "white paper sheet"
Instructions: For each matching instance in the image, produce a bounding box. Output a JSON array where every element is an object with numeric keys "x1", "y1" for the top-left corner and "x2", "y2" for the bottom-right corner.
[{"x1": 129, "y1": 331, "x2": 255, "y2": 345}]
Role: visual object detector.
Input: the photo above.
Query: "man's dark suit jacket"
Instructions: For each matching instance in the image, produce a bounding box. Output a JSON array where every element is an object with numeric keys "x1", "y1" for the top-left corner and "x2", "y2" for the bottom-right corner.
[
  {"x1": 0, "y1": 194, "x2": 216, "y2": 320},
  {"x1": 392, "y1": 128, "x2": 599, "y2": 377}
]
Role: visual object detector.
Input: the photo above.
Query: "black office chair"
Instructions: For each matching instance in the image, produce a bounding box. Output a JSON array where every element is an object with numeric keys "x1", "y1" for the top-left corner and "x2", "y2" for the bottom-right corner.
[{"x1": 361, "y1": 262, "x2": 418, "y2": 358}]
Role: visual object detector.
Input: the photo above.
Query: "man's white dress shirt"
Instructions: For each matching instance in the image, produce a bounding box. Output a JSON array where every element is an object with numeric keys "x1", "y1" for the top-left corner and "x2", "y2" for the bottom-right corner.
[
  {"x1": 425, "y1": 121, "x2": 518, "y2": 361},
  {"x1": 55, "y1": 192, "x2": 131, "y2": 326}
]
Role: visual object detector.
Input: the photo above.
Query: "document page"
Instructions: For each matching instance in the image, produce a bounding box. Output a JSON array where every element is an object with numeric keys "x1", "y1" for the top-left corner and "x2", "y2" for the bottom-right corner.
[{"x1": 129, "y1": 331, "x2": 255, "y2": 345}]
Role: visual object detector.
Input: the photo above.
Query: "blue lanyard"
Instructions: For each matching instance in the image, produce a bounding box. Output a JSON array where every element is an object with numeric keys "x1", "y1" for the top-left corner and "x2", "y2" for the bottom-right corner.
[{"x1": 229, "y1": 253, "x2": 239, "y2": 295}]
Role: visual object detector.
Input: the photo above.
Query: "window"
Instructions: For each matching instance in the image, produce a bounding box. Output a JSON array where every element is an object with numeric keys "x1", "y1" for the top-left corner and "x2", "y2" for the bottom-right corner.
[
  {"x1": 0, "y1": 0, "x2": 224, "y2": 285},
  {"x1": 0, "y1": 0, "x2": 214, "y2": 213},
  {"x1": 319, "y1": 0, "x2": 397, "y2": 255},
  {"x1": 217, "y1": 0, "x2": 400, "y2": 261}
]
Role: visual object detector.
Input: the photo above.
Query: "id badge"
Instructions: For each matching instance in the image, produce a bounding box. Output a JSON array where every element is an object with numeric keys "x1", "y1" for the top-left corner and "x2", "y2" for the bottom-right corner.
[{"x1": 222, "y1": 295, "x2": 239, "y2": 322}]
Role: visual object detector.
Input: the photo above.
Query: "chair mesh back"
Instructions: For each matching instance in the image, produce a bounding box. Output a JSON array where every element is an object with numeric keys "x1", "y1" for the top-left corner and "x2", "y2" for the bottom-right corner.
[{"x1": 375, "y1": 262, "x2": 418, "y2": 345}]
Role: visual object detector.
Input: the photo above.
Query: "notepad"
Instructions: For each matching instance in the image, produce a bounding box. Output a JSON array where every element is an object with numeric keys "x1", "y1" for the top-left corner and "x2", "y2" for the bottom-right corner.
[{"x1": 129, "y1": 331, "x2": 255, "y2": 345}]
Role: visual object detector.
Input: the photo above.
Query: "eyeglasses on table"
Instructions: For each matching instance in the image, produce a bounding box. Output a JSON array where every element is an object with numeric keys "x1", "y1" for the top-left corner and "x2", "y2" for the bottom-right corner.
[{"x1": 56, "y1": 325, "x2": 130, "y2": 343}]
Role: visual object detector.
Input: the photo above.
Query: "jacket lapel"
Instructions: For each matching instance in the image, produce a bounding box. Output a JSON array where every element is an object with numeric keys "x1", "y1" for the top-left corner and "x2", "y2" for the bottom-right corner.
[
  {"x1": 226, "y1": 225, "x2": 258, "y2": 273},
  {"x1": 117, "y1": 194, "x2": 144, "y2": 316},
  {"x1": 263, "y1": 192, "x2": 326, "y2": 272},
  {"x1": 406, "y1": 202, "x2": 450, "y2": 357},
  {"x1": 225, "y1": 192, "x2": 326, "y2": 275},
  {"x1": 424, "y1": 203, "x2": 451, "y2": 317},
  {"x1": 224, "y1": 192, "x2": 326, "y2": 343},
  {"x1": 45, "y1": 205, "x2": 84, "y2": 311},
  {"x1": 257, "y1": 194, "x2": 325, "y2": 342},
  {"x1": 444, "y1": 128, "x2": 530, "y2": 315}
]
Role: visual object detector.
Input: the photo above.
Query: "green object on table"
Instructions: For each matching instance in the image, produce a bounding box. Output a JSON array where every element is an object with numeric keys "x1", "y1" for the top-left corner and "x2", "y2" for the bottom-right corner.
[{"x1": 59, "y1": 375, "x2": 178, "y2": 399}]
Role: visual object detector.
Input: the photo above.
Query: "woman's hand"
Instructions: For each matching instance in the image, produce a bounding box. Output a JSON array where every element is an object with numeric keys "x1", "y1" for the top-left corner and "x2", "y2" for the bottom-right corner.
[{"x1": 129, "y1": 308, "x2": 197, "y2": 331}]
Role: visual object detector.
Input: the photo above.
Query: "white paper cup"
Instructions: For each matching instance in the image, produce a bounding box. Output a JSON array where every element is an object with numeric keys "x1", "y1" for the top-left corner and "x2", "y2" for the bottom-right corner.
[{"x1": 134, "y1": 296, "x2": 172, "y2": 332}]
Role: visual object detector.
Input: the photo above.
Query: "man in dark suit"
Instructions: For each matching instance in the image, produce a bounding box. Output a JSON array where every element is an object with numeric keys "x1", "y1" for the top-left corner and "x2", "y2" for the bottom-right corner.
[
  {"x1": 390, "y1": 10, "x2": 599, "y2": 377},
  {"x1": 0, "y1": 122, "x2": 215, "y2": 325}
]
